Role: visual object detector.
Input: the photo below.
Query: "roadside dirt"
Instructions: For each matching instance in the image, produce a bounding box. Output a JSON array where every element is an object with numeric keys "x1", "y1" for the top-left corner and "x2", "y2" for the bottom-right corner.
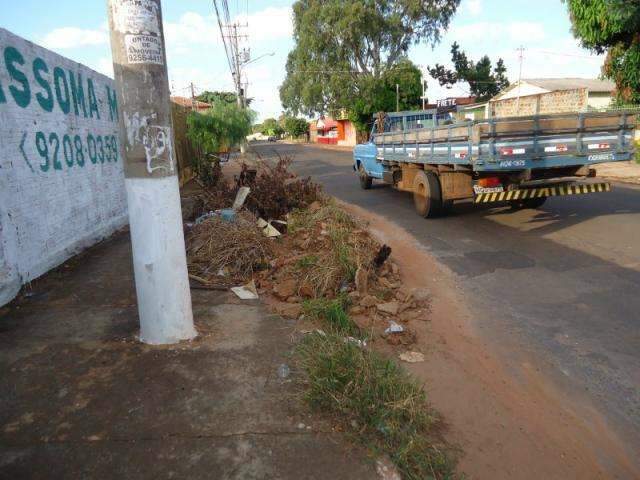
[
  {"x1": 597, "y1": 160, "x2": 640, "y2": 185},
  {"x1": 339, "y1": 201, "x2": 639, "y2": 480}
]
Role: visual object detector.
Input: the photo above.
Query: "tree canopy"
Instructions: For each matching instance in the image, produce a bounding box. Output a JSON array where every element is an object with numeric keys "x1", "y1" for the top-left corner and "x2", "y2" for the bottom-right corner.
[
  {"x1": 196, "y1": 90, "x2": 253, "y2": 106},
  {"x1": 565, "y1": 0, "x2": 640, "y2": 104},
  {"x1": 259, "y1": 118, "x2": 285, "y2": 136},
  {"x1": 284, "y1": 116, "x2": 310, "y2": 137},
  {"x1": 428, "y1": 42, "x2": 509, "y2": 102},
  {"x1": 279, "y1": 0, "x2": 460, "y2": 131}
]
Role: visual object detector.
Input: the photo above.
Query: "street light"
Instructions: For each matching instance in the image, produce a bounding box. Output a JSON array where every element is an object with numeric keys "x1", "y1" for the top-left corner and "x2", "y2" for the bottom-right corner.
[{"x1": 241, "y1": 51, "x2": 275, "y2": 67}]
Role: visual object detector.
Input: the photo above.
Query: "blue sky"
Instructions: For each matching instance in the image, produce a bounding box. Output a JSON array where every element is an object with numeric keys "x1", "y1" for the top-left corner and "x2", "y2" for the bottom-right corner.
[{"x1": 1, "y1": 0, "x2": 604, "y2": 121}]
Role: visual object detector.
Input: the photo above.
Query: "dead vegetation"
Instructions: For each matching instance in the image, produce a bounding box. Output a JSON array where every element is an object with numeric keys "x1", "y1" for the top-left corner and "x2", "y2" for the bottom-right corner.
[
  {"x1": 186, "y1": 210, "x2": 273, "y2": 285},
  {"x1": 190, "y1": 154, "x2": 321, "y2": 221}
]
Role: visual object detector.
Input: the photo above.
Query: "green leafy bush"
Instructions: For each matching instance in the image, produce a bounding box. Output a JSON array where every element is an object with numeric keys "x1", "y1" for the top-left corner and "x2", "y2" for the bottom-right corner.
[{"x1": 186, "y1": 101, "x2": 255, "y2": 155}]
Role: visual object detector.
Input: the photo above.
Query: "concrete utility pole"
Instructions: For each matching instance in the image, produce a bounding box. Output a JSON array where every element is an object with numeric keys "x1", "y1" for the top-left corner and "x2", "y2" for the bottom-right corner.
[
  {"x1": 515, "y1": 45, "x2": 525, "y2": 114},
  {"x1": 190, "y1": 82, "x2": 196, "y2": 111},
  {"x1": 107, "y1": 0, "x2": 196, "y2": 344},
  {"x1": 396, "y1": 84, "x2": 400, "y2": 112}
]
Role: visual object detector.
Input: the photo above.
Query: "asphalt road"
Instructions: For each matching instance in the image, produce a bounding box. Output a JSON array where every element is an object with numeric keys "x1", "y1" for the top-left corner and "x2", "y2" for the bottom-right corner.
[{"x1": 252, "y1": 141, "x2": 640, "y2": 453}]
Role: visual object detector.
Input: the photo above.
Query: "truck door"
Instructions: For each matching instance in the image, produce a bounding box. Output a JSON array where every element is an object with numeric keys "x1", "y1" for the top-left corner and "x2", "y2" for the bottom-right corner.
[{"x1": 357, "y1": 121, "x2": 384, "y2": 179}]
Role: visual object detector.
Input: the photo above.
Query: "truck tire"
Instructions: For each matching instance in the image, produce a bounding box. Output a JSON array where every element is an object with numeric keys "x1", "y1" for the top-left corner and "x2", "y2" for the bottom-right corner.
[
  {"x1": 358, "y1": 163, "x2": 372, "y2": 189},
  {"x1": 413, "y1": 170, "x2": 443, "y2": 218}
]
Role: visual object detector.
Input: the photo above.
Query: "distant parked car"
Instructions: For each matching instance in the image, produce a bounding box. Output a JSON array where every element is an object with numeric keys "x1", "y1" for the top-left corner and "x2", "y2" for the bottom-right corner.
[{"x1": 267, "y1": 136, "x2": 277, "y2": 142}]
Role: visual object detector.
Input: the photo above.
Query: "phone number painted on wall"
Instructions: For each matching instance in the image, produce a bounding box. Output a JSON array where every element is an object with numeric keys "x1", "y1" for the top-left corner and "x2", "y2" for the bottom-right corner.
[{"x1": 23, "y1": 131, "x2": 119, "y2": 173}]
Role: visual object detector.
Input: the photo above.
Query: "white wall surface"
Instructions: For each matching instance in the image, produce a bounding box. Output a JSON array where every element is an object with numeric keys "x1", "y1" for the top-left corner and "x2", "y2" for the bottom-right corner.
[{"x1": 0, "y1": 28, "x2": 127, "y2": 306}]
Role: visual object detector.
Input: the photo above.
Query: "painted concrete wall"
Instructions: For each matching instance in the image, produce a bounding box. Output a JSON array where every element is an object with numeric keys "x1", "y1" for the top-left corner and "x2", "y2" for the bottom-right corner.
[
  {"x1": 492, "y1": 89, "x2": 589, "y2": 117},
  {"x1": 0, "y1": 28, "x2": 127, "y2": 305},
  {"x1": 587, "y1": 92, "x2": 614, "y2": 109}
]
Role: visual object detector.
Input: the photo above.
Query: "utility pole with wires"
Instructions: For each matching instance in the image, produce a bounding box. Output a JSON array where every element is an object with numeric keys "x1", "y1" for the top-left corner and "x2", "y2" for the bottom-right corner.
[
  {"x1": 213, "y1": 0, "x2": 249, "y2": 153},
  {"x1": 515, "y1": 45, "x2": 525, "y2": 114},
  {"x1": 107, "y1": 0, "x2": 196, "y2": 345}
]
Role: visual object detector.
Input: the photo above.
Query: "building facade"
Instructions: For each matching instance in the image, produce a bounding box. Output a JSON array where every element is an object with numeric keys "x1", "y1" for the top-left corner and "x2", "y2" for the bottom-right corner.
[{"x1": 489, "y1": 78, "x2": 615, "y2": 117}]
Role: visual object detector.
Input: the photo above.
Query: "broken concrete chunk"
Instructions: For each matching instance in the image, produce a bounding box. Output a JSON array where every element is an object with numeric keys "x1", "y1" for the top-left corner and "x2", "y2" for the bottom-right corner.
[
  {"x1": 376, "y1": 301, "x2": 399, "y2": 316},
  {"x1": 399, "y1": 351, "x2": 425, "y2": 363},
  {"x1": 273, "y1": 279, "x2": 297, "y2": 299},
  {"x1": 359, "y1": 294, "x2": 378, "y2": 308},
  {"x1": 231, "y1": 280, "x2": 259, "y2": 300},
  {"x1": 232, "y1": 186, "x2": 251, "y2": 210},
  {"x1": 409, "y1": 287, "x2": 431, "y2": 302},
  {"x1": 274, "y1": 302, "x2": 302, "y2": 319}
]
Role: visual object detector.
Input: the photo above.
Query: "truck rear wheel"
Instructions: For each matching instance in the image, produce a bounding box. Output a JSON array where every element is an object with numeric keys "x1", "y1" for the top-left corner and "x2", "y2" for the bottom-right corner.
[
  {"x1": 413, "y1": 170, "x2": 443, "y2": 218},
  {"x1": 358, "y1": 164, "x2": 372, "y2": 190}
]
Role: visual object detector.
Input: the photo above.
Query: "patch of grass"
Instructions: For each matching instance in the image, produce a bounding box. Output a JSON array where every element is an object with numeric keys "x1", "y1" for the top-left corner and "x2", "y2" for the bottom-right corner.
[
  {"x1": 296, "y1": 254, "x2": 319, "y2": 270},
  {"x1": 329, "y1": 228, "x2": 357, "y2": 282},
  {"x1": 635, "y1": 141, "x2": 640, "y2": 164},
  {"x1": 288, "y1": 198, "x2": 376, "y2": 297},
  {"x1": 303, "y1": 296, "x2": 360, "y2": 337},
  {"x1": 297, "y1": 333, "x2": 456, "y2": 480}
]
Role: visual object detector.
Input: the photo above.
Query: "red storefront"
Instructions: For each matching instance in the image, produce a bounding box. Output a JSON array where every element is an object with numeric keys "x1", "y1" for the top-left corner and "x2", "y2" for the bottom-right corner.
[
  {"x1": 313, "y1": 115, "x2": 358, "y2": 146},
  {"x1": 316, "y1": 116, "x2": 339, "y2": 144}
]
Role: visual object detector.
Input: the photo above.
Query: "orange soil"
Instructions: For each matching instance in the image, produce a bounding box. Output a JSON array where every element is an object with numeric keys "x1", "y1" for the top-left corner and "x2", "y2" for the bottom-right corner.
[{"x1": 340, "y1": 201, "x2": 639, "y2": 480}]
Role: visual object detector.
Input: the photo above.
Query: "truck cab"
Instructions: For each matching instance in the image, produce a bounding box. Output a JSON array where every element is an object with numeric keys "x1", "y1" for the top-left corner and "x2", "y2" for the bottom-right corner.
[{"x1": 353, "y1": 110, "x2": 439, "y2": 188}]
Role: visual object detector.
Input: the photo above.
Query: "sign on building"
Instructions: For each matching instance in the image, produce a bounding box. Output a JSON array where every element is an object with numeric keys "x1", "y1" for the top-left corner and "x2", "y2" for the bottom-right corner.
[{"x1": 0, "y1": 28, "x2": 127, "y2": 305}]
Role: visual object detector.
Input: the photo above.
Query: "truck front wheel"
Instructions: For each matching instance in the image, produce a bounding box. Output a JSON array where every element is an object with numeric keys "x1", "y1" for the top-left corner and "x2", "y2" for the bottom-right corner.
[
  {"x1": 358, "y1": 164, "x2": 372, "y2": 189},
  {"x1": 413, "y1": 170, "x2": 443, "y2": 218}
]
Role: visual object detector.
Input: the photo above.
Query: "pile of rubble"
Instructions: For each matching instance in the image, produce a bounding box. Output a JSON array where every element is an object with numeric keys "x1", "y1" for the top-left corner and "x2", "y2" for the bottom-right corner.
[
  {"x1": 183, "y1": 159, "x2": 430, "y2": 348},
  {"x1": 347, "y1": 262, "x2": 431, "y2": 347},
  {"x1": 253, "y1": 199, "x2": 430, "y2": 347}
]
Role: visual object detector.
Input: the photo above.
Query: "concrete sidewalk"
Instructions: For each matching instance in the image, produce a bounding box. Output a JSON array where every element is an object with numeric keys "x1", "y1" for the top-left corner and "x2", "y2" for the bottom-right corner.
[
  {"x1": 0, "y1": 231, "x2": 376, "y2": 479},
  {"x1": 597, "y1": 160, "x2": 640, "y2": 184}
]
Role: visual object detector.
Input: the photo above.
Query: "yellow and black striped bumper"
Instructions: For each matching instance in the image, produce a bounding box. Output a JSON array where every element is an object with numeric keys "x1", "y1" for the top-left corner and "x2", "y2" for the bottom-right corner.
[{"x1": 474, "y1": 183, "x2": 611, "y2": 204}]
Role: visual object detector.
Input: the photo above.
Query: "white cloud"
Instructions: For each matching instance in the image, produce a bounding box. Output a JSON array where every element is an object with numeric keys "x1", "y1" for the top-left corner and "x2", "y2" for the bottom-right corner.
[
  {"x1": 242, "y1": 7, "x2": 293, "y2": 42},
  {"x1": 164, "y1": 12, "x2": 220, "y2": 49},
  {"x1": 41, "y1": 27, "x2": 108, "y2": 49},
  {"x1": 464, "y1": 0, "x2": 482, "y2": 16}
]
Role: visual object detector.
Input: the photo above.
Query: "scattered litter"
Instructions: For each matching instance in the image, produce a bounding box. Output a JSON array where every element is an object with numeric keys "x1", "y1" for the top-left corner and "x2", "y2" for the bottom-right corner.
[
  {"x1": 220, "y1": 208, "x2": 235, "y2": 222},
  {"x1": 297, "y1": 422, "x2": 306, "y2": 430},
  {"x1": 231, "y1": 186, "x2": 251, "y2": 210},
  {"x1": 257, "y1": 217, "x2": 285, "y2": 237},
  {"x1": 344, "y1": 336, "x2": 367, "y2": 348},
  {"x1": 277, "y1": 363, "x2": 290, "y2": 379},
  {"x1": 384, "y1": 321, "x2": 404, "y2": 334},
  {"x1": 301, "y1": 328, "x2": 327, "y2": 337},
  {"x1": 263, "y1": 223, "x2": 281, "y2": 238},
  {"x1": 398, "y1": 351, "x2": 425, "y2": 363},
  {"x1": 231, "y1": 279, "x2": 259, "y2": 300},
  {"x1": 194, "y1": 210, "x2": 217, "y2": 225}
]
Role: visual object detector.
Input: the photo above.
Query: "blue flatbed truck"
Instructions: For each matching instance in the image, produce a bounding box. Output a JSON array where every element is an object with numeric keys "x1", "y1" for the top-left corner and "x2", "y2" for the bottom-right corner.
[{"x1": 353, "y1": 109, "x2": 637, "y2": 217}]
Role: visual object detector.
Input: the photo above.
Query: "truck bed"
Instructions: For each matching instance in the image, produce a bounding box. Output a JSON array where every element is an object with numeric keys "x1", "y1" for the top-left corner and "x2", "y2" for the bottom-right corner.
[{"x1": 373, "y1": 111, "x2": 637, "y2": 172}]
